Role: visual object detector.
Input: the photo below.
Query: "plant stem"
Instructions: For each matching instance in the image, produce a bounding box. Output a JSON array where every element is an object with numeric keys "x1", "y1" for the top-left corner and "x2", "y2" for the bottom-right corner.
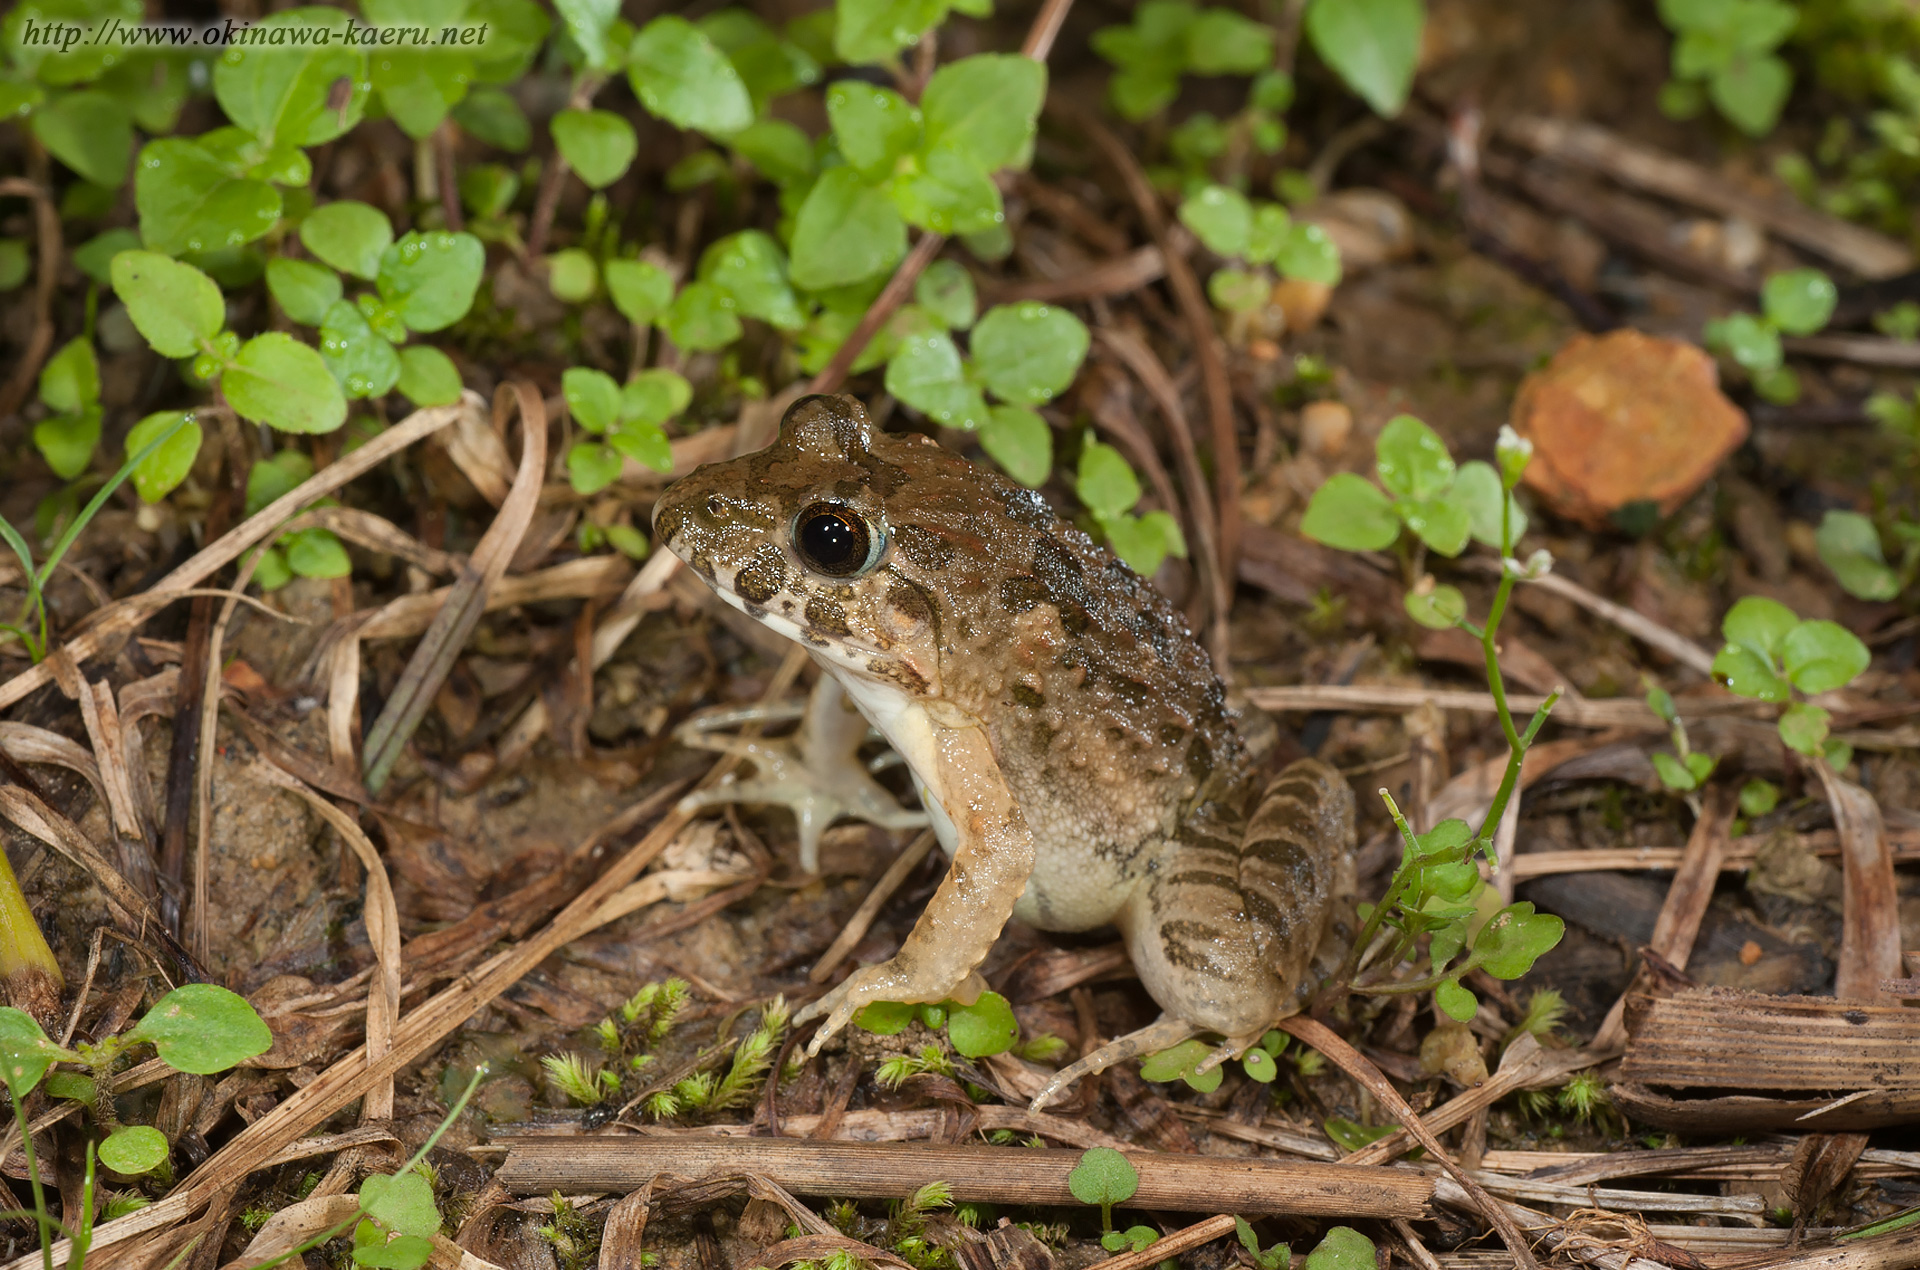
[{"x1": 12, "y1": 1095, "x2": 53, "y2": 1270}]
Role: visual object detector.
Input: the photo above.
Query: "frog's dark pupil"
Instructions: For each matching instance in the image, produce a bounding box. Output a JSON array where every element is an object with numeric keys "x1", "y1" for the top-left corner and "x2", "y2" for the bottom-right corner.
[{"x1": 796, "y1": 503, "x2": 871, "y2": 576}]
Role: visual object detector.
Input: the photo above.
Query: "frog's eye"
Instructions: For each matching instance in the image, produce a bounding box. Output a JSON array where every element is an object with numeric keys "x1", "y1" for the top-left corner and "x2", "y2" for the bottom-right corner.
[{"x1": 793, "y1": 502, "x2": 882, "y2": 577}]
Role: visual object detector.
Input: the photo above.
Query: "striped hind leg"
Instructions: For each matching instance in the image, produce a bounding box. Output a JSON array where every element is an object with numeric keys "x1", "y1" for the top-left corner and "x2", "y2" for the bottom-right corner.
[{"x1": 1030, "y1": 759, "x2": 1355, "y2": 1109}]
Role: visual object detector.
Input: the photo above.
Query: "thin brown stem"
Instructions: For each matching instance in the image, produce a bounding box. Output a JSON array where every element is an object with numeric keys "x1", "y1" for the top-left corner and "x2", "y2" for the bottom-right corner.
[{"x1": 0, "y1": 179, "x2": 62, "y2": 422}]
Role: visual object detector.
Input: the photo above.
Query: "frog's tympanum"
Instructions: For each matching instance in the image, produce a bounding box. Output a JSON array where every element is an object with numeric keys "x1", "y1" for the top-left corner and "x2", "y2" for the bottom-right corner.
[{"x1": 654, "y1": 394, "x2": 1354, "y2": 1107}]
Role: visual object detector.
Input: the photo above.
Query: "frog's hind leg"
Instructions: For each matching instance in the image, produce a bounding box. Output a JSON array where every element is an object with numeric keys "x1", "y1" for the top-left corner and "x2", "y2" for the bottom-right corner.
[
  {"x1": 676, "y1": 677, "x2": 929, "y2": 873},
  {"x1": 1028, "y1": 1016, "x2": 1198, "y2": 1112}
]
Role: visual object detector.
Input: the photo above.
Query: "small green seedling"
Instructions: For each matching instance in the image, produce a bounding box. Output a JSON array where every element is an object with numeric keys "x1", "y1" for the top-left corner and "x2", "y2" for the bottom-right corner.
[
  {"x1": 1067, "y1": 1147, "x2": 1139, "y2": 1239},
  {"x1": 854, "y1": 991, "x2": 1020, "y2": 1060},
  {"x1": 1295, "y1": 418, "x2": 1563, "y2": 1024},
  {"x1": 1712, "y1": 596, "x2": 1871, "y2": 768},
  {"x1": 1703, "y1": 268, "x2": 1837, "y2": 404},
  {"x1": 1236, "y1": 1217, "x2": 1289, "y2": 1270},
  {"x1": 1179, "y1": 183, "x2": 1342, "y2": 327},
  {"x1": 1655, "y1": 0, "x2": 1796, "y2": 135},
  {"x1": 1816, "y1": 508, "x2": 1917, "y2": 602},
  {"x1": 1645, "y1": 680, "x2": 1716, "y2": 793},
  {"x1": 564, "y1": 366, "x2": 691, "y2": 494}
]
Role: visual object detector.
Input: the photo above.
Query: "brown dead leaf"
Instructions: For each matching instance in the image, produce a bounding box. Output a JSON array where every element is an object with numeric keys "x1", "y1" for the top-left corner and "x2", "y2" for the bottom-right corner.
[{"x1": 1511, "y1": 330, "x2": 1748, "y2": 527}]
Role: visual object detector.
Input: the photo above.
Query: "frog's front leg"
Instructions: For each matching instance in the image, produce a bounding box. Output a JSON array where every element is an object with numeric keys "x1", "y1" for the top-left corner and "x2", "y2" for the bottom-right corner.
[
  {"x1": 797, "y1": 715, "x2": 1035, "y2": 1054},
  {"x1": 676, "y1": 677, "x2": 929, "y2": 873}
]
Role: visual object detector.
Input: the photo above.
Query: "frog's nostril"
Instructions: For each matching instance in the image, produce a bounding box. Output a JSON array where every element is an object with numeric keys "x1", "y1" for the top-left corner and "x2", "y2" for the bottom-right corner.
[{"x1": 704, "y1": 494, "x2": 728, "y2": 520}]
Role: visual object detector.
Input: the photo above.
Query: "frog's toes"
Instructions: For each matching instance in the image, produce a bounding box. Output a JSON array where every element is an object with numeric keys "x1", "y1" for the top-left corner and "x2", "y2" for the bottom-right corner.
[
  {"x1": 1027, "y1": 1015, "x2": 1197, "y2": 1113},
  {"x1": 1190, "y1": 1030, "x2": 1268, "y2": 1078}
]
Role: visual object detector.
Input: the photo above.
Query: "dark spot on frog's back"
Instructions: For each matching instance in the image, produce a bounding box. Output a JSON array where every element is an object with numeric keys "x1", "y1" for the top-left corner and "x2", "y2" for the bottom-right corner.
[
  {"x1": 653, "y1": 503, "x2": 685, "y2": 546},
  {"x1": 805, "y1": 593, "x2": 851, "y2": 635},
  {"x1": 887, "y1": 576, "x2": 937, "y2": 627},
  {"x1": 895, "y1": 524, "x2": 954, "y2": 571},
  {"x1": 1109, "y1": 675, "x2": 1152, "y2": 709},
  {"x1": 1001, "y1": 576, "x2": 1047, "y2": 613},
  {"x1": 1003, "y1": 486, "x2": 1057, "y2": 529},
  {"x1": 1011, "y1": 683, "x2": 1045, "y2": 708}
]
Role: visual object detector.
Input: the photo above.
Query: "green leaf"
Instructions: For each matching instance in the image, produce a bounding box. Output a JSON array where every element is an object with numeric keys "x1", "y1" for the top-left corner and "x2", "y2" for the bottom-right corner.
[
  {"x1": 1140, "y1": 1038, "x2": 1212, "y2": 1083},
  {"x1": 1277, "y1": 221, "x2": 1344, "y2": 285},
  {"x1": 301, "y1": 202, "x2": 394, "y2": 281},
  {"x1": 1242, "y1": 1047, "x2": 1277, "y2": 1083},
  {"x1": 564, "y1": 367, "x2": 621, "y2": 434},
  {"x1": 1303, "y1": 0, "x2": 1424, "y2": 116},
  {"x1": 1375, "y1": 414, "x2": 1454, "y2": 499},
  {"x1": 39, "y1": 337, "x2": 99, "y2": 415},
  {"x1": 727, "y1": 119, "x2": 817, "y2": 185},
  {"x1": 1208, "y1": 269, "x2": 1269, "y2": 313},
  {"x1": 1435, "y1": 978, "x2": 1477, "y2": 1021},
  {"x1": 111, "y1": 251, "x2": 225, "y2": 359},
  {"x1": 1722, "y1": 595, "x2": 1797, "y2": 660},
  {"x1": 357, "y1": 295, "x2": 409, "y2": 345},
  {"x1": 660, "y1": 280, "x2": 743, "y2": 352},
  {"x1": 33, "y1": 90, "x2": 132, "y2": 187},
  {"x1": 267, "y1": 258, "x2": 344, "y2": 327},
  {"x1": 1322, "y1": 1119, "x2": 1394, "y2": 1153},
  {"x1": 621, "y1": 368, "x2": 692, "y2": 426},
  {"x1": 916, "y1": 259, "x2": 978, "y2": 330},
  {"x1": 835, "y1": 0, "x2": 946, "y2": 64},
  {"x1": 213, "y1": 8, "x2": 367, "y2": 147},
  {"x1": 0, "y1": 1008, "x2": 75, "y2": 1100},
  {"x1": 568, "y1": 442, "x2": 623, "y2": 495},
  {"x1": 547, "y1": 249, "x2": 599, "y2": 303},
  {"x1": 979, "y1": 404, "x2": 1051, "y2": 486},
  {"x1": 1077, "y1": 441, "x2": 1142, "y2": 519},
  {"x1": 1685, "y1": 751, "x2": 1716, "y2": 784},
  {"x1": 1398, "y1": 493, "x2": 1472, "y2": 557},
  {"x1": 1739, "y1": 778, "x2": 1780, "y2": 818},
  {"x1": 226, "y1": 333, "x2": 349, "y2": 435},
  {"x1": 605, "y1": 259, "x2": 676, "y2": 327},
  {"x1": 947, "y1": 991, "x2": 1017, "y2": 1058},
  {"x1": 1179, "y1": 185, "x2": 1254, "y2": 258},
  {"x1": 318, "y1": 301, "x2": 402, "y2": 400},
  {"x1": 1815, "y1": 511, "x2": 1899, "y2": 601},
  {"x1": 886, "y1": 330, "x2": 988, "y2": 429},
  {"x1": 247, "y1": 451, "x2": 315, "y2": 517},
  {"x1": 251, "y1": 545, "x2": 294, "y2": 591},
  {"x1": 702, "y1": 9, "x2": 821, "y2": 108},
  {"x1": 971, "y1": 302, "x2": 1089, "y2": 406},
  {"x1": 34, "y1": 408, "x2": 100, "y2": 481},
  {"x1": 1454, "y1": 460, "x2": 1527, "y2": 549},
  {"x1": 1778, "y1": 701, "x2": 1831, "y2": 755},
  {"x1": 604, "y1": 524, "x2": 650, "y2": 559},
  {"x1": 396, "y1": 346, "x2": 463, "y2": 407},
  {"x1": 3, "y1": 237, "x2": 36, "y2": 289},
  {"x1": 551, "y1": 108, "x2": 638, "y2": 190},
  {"x1": 1301, "y1": 474, "x2": 1400, "y2": 551},
  {"x1": 1245, "y1": 204, "x2": 1292, "y2": 266},
  {"x1": 360, "y1": 1170, "x2": 441, "y2": 1239},
  {"x1": 125, "y1": 984, "x2": 273, "y2": 1074},
  {"x1": 628, "y1": 15, "x2": 753, "y2": 134},
  {"x1": 890, "y1": 148, "x2": 1004, "y2": 235},
  {"x1": 789, "y1": 167, "x2": 907, "y2": 291},
  {"x1": 134, "y1": 138, "x2": 283, "y2": 258},
  {"x1": 1067, "y1": 1147, "x2": 1139, "y2": 1207},
  {"x1": 1707, "y1": 311, "x2": 1781, "y2": 373},
  {"x1": 701, "y1": 230, "x2": 803, "y2": 329},
  {"x1": 1304, "y1": 1227, "x2": 1377, "y2": 1270},
  {"x1": 828, "y1": 81, "x2": 923, "y2": 180},
  {"x1": 125, "y1": 411, "x2": 203, "y2": 503},
  {"x1": 1650, "y1": 750, "x2": 1700, "y2": 792},
  {"x1": 1762, "y1": 268, "x2": 1836, "y2": 336},
  {"x1": 852, "y1": 1000, "x2": 915, "y2": 1035},
  {"x1": 921, "y1": 54, "x2": 1046, "y2": 172},
  {"x1": 609, "y1": 420, "x2": 672, "y2": 473},
  {"x1": 285, "y1": 527, "x2": 351, "y2": 578},
  {"x1": 377, "y1": 231, "x2": 485, "y2": 333},
  {"x1": 1782, "y1": 619, "x2": 1870, "y2": 694},
  {"x1": 554, "y1": 0, "x2": 621, "y2": 69},
  {"x1": 1710, "y1": 52, "x2": 1791, "y2": 136},
  {"x1": 1102, "y1": 510, "x2": 1186, "y2": 577},
  {"x1": 452, "y1": 87, "x2": 532, "y2": 152},
  {"x1": 370, "y1": 46, "x2": 473, "y2": 139},
  {"x1": 99, "y1": 1125, "x2": 169, "y2": 1176},
  {"x1": 1712, "y1": 644, "x2": 1790, "y2": 701},
  {"x1": 1186, "y1": 8, "x2": 1276, "y2": 73},
  {"x1": 1404, "y1": 582, "x2": 1466, "y2": 630},
  {"x1": 352, "y1": 1230, "x2": 434, "y2": 1269},
  {"x1": 1473, "y1": 902, "x2": 1565, "y2": 979}
]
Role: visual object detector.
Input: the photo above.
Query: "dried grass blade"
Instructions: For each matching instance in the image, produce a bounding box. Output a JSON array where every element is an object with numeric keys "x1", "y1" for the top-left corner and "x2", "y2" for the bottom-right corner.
[{"x1": 361, "y1": 383, "x2": 548, "y2": 792}]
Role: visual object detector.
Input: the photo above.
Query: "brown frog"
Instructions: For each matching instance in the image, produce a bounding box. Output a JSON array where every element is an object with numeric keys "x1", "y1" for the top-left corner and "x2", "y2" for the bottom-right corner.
[{"x1": 653, "y1": 394, "x2": 1354, "y2": 1106}]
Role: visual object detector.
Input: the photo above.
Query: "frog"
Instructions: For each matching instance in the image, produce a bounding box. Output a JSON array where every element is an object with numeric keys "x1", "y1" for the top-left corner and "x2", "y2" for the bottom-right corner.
[{"x1": 652, "y1": 393, "x2": 1355, "y2": 1108}]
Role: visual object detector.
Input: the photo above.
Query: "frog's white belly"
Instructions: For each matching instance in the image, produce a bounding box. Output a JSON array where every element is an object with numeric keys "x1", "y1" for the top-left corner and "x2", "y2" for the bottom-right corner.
[{"x1": 822, "y1": 657, "x2": 1143, "y2": 933}]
